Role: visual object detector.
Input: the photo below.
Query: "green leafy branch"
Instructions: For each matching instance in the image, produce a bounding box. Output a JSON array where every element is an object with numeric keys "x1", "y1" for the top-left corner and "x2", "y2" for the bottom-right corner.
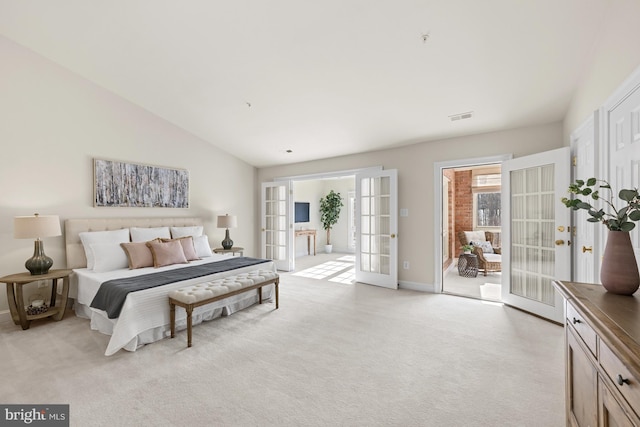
[{"x1": 561, "y1": 178, "x2": 640, "y2": 231}]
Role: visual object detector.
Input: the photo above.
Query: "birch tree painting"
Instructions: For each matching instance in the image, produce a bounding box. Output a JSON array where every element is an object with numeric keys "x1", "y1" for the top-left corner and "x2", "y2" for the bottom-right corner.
[{"x1": 94, "y1": 159, "x2": 189, "y2": 208}]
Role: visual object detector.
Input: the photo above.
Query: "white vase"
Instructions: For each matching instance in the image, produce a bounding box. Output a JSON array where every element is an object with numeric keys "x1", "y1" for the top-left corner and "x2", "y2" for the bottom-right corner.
[{"x1": 325, "y1": 244, "x2": 333, "y2": 254}]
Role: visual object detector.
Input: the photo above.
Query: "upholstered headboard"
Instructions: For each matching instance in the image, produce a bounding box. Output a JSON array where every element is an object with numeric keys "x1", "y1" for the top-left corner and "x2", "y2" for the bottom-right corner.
[{"x1": 65, "y1": 217, "x2": 204, "y2": 269}]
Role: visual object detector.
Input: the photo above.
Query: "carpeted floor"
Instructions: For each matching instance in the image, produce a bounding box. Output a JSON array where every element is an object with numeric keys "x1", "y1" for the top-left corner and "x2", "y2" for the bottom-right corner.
[
  {"x1": 443, "y1": 258, "x2": 503, "y2": 301},
  {"x1": 1, "y1": 256, "x2": 565, "y2": 426}
]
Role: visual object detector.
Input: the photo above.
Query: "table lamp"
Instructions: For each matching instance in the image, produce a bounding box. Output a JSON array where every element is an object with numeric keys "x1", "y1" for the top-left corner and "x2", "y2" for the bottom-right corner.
[
  {"x1": 14, "y1": 213, "x2": 62, "y2": 275},
  {"x1": 217, "y1": 214, "x2": 237, "y2": 250}
]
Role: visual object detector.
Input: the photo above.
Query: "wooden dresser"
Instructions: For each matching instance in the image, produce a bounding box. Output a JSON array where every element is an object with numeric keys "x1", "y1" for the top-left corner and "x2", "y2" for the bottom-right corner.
[{"x1": 554, "y1": 281, "x2": 640, "y2": 426}]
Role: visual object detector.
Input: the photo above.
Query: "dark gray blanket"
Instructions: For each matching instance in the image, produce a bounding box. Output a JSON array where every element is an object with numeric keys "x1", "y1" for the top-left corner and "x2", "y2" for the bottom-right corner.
[{"x1": 90, "y1": 257, "x2": 271, "y2": 319}]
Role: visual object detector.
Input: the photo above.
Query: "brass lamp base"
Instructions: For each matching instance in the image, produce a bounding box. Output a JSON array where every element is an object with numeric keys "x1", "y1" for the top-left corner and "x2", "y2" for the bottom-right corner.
[{"x1": 26, "y1": 239, "x2": 53, "y2": 275}]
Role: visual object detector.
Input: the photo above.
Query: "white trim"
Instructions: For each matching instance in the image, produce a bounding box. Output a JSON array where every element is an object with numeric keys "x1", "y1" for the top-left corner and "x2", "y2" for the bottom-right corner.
[
  {"x1": 0, "y1": 309, "x2": 10, "y2": 323},
  {"x1": 433, "y1": 154, "x2": 512, "y2": 294},
  {"x1": 602, "y1": 63, "x2": 640, "y2": 112},
  {"x1": 399, "y1": 280, "x2": 435, "y2": 293}
]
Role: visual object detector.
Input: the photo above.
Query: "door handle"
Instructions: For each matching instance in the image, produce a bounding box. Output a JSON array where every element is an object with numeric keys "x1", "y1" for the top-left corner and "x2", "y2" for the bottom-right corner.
[
  {"x1": 555, "y1": 240, "x2": 565, "y2": 246},
  {"x1": 390, "y1": 234, "x2": 396, "y2": 238},
  {"x1": 582, "y1": 246, "x2": 593, "y2": 253}
]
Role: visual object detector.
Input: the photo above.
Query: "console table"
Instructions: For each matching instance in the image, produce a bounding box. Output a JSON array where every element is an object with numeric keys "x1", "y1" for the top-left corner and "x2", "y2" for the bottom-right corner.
[
  {"x1": 554, "y1": 280, "x2": 640, "y2": 426},
  {"x1": 295, "y1": 229, "x2": 316, "y2": 256}
]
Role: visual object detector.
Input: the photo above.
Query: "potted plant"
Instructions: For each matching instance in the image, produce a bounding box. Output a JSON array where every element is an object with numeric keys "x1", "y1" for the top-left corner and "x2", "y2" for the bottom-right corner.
[
  {"x1": 319, "y1": 190, "x2": 343, "y2": 254},
  {"x1": 562, "y1": 178, "x2": 640, "y2": 295},
  {"x1": 461, "y1": 244, "x2": 474, "y2": 254}
]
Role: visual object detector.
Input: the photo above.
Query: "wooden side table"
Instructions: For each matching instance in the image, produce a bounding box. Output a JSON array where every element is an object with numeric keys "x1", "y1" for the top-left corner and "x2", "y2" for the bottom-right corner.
[
  {"x1": 0, "y1": 269, "x2": 72, "y2": 330},
  {"x1": 458, "y1": 254, "x2": 479, "y2": 278},
  {"x1": 213, "y1": 247, "x2": 244, "y2": 256},
  {"x1": 295, "y1": 229, "x2": 316, "y2": 255}
]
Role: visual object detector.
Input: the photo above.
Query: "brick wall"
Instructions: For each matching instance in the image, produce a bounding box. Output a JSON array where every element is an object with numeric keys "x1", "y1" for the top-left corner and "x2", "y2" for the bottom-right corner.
[
  {"x1": 454, "y1": 170, "x2": 473, "y2": 251},
  {"x1": 443, "y1": 169, "x2": 455, "y2": 269}
]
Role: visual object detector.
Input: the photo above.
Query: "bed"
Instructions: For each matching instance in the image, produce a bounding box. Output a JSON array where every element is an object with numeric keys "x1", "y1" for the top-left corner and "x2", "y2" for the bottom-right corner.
[{"x1": 65, "y1": 217, "x2": 276, "y2": 356}]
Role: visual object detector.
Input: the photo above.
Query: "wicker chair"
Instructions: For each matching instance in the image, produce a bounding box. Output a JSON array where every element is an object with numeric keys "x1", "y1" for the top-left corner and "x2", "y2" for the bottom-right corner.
[{"x1": 457, "y1": 231, "x2": 502, "y2": 276}]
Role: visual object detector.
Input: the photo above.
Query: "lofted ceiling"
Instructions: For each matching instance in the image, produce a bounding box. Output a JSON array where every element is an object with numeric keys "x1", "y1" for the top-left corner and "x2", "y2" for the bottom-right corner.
[{"x1": 0, "y1": 1, "x2": 610, "y2": 167}]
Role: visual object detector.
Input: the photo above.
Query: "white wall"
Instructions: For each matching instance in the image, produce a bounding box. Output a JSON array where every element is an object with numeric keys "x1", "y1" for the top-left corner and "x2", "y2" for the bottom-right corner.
[
  {"x1": 259, "y1": 123, "x2": 564, "y2": 288},
  {"x1": 0, "y1": 36, "x2": 257, "y2": 314},
  {"x1": 292, "y1": 180, "x2": 322, "y2": 257},
  {"x1": 320, "y1": 177, "x2": 354, "y2": 253},
  {"x1": 292, "y1": 177, "x2": 355, "y2": 256},
  {"x1": 563, "y1": 0, "x2": 640, "y2": 140}
]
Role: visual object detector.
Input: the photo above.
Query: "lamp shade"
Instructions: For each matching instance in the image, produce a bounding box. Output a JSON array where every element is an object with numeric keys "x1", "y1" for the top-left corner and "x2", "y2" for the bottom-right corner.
[
  {"x1": 217, "y1": 214, "x2": 237, "y2": 229},
  {"x1": 14, "y1": 214, "x2": 62, "y2": 239}
]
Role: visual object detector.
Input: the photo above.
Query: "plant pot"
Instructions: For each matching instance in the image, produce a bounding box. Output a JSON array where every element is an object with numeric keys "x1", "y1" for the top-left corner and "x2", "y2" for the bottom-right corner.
[
  {"x1": 600, "y1": 230, "x2": 640, "y2": 295},
  {"x1": 325, "y1": 244, "x2": 333, "y2": 254}
]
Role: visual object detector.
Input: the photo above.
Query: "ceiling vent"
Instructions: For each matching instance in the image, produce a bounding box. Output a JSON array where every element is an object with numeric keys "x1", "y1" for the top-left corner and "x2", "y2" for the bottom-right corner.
[{"x1": 449, "y1": 111, "x2": 474, "y2": 122}]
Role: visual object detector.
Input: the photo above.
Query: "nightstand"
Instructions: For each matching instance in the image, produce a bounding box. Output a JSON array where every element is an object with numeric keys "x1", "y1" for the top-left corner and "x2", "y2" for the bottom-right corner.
[
  {"x1": 213, "y1": 247, "x2": 244, "y2": 256},
  {"x1": 0, "y1": 269, "x2": 72, "y2": 330}
]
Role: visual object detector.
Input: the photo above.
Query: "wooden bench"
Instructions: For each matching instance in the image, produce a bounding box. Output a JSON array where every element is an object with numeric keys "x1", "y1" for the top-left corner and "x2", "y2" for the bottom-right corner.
[{"x1": 169, "y1": 269, "x2": 279, "y2": 347}]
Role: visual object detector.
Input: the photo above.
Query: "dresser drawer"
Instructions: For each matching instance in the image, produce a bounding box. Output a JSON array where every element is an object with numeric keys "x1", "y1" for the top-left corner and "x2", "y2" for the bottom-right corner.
[
  {"x1": 566, "y1": 301, "x2": 597, "y2": 357},
  {"x1": 600, "y1": 339, "x2": 640, "y2": 414}
]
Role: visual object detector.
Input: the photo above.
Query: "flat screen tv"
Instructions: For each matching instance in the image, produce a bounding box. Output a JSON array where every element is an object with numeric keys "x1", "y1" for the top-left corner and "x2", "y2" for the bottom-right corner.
[{"x1": 294, "y1": 202, "x2": 310, "y2": 223}]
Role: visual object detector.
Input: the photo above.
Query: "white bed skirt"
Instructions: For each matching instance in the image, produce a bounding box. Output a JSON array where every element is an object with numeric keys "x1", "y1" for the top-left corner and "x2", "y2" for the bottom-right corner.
[{"x1": 74, "y1": 285, "x2": 274, "y2": 355}]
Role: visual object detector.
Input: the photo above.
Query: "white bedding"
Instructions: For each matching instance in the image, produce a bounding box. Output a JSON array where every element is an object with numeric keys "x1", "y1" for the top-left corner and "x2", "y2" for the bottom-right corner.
[{"x1": 71, "y1": 255, "x2": 276, "y2": 355}]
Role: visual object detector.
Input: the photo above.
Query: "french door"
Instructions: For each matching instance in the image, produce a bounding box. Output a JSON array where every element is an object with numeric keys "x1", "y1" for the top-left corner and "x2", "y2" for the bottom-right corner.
[
  {"x1": 571, "y1": 114, "x2": 598, "y2": 284},
  {"x1": 501, "y1": 147, "x2": 571, "y2": 323},
  {"x1": 261, "y1": 181, "x2": 292, "y2": 271},
  {"x1": 355, "y1": 169, "x2": 398, "y2": 289}
]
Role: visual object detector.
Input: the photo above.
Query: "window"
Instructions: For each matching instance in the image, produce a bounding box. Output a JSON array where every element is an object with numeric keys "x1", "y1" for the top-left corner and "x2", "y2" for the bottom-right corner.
[
  {"x1": 475, "y1": 192, "x2": 501, "y2": 227},
  {"x1": 473, "y1": 172, "x2": 501, "y2": 228}
]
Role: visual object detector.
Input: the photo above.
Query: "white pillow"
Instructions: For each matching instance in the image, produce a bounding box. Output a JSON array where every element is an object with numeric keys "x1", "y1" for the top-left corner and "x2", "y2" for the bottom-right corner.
[
  {"x1": 79, "y1": 228, "x2": 130, "y2": 269},
  {"x1": 170, "y1": 226, "x2": 204, "y2": 238},
  {"x1": 473, "y1": 240, "x2": 494, "y2": 254},
  {"x1": 130, "y1": 227, "x2": 171, "y2": 242},
  {"x1": 464, "y1": 231, "x2": 486, "y2": 245},
  {"x1": 193, "y1": 235, "x2": 213, "y2": 258},
  {"x1": 91, "y1": 243, "x2": 129, "y2": 272}
]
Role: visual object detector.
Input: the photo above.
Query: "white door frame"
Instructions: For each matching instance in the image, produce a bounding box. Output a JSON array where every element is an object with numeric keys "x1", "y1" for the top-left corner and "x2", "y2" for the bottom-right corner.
[
  {"x1": 570, "y1": 112, "x2": 599, "y2": 283},
  {"x1": 433, "y1": 154, "x2": 513, "y2": 294}
]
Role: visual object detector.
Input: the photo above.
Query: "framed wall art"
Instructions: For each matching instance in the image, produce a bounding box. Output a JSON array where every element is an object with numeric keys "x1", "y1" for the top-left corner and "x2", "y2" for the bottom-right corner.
[{"x1": 94, "y1": 159, "x2": 189, "y2": 208}]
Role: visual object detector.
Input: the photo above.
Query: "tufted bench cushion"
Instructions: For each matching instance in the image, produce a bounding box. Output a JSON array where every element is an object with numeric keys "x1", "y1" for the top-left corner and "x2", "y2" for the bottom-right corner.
[{"x1": 169, "y1": 270, "x2": 279, "y2": 347}]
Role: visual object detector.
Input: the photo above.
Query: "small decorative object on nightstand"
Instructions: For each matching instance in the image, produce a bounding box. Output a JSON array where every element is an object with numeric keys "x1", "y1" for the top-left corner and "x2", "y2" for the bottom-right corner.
[
  {"x1": 0, "y1": 269, "x2": 72, "y2": 330},
  {"x1": 213, "y1": 247, "x2": 244, "y2": 256},
  {"x1": 217, "y1": 214, "x2": 237, "y2": 250},
  {"x1": 14, "y1": 213, "x2": 62, "y2": 275}
]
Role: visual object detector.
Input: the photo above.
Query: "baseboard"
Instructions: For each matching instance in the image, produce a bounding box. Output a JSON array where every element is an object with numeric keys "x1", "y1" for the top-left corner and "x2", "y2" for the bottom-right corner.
[
  {"x1": 399, "y1": 280, "x2": 435, "y2": 293},
  {"x1": 0, "y1": 309, "x2": 11, "y2": 323}
]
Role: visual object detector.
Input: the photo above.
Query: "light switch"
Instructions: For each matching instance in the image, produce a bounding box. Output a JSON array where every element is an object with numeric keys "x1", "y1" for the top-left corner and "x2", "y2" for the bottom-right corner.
[{"x1": 400, "y1": 208, "x2": 409, "y2": 217}]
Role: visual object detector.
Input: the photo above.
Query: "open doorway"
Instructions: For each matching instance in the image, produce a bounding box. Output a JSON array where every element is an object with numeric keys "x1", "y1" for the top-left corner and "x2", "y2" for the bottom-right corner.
[
  {"x1": 437, "y1": 157, "x2": 508, "y2": 302},
  {"x1": 265, "y1": 166, "x2": 398, "y2": 289},
  {"x1": 287, "y1": 176, "x2": 357, "y2": 283}
]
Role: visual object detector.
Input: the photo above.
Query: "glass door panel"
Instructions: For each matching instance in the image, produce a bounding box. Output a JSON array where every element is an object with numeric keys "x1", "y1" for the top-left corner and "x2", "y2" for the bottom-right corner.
[
  {"x1": 355, "y1": 169, "x2": 397, "y2": 288},
  {"x1": 261, "y1": 181, "x2": 292, "y2": 271}
]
